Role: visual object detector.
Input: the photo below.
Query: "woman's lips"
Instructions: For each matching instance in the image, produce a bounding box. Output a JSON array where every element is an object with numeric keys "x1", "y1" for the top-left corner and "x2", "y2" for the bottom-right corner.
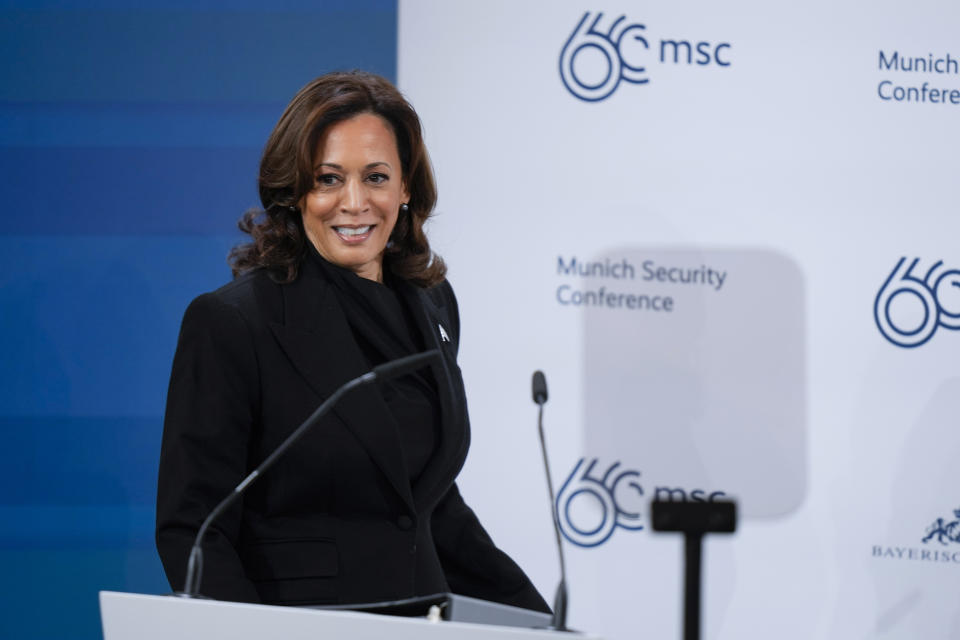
[{"x1": 333, "y1": 225, "x2": 374, "y2": 243}]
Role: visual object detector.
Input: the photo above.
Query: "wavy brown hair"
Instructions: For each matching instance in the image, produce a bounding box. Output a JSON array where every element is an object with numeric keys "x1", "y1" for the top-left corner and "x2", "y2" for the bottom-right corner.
[{"x1": 228, "y1": 71, "x2": 446, "y2": 287}]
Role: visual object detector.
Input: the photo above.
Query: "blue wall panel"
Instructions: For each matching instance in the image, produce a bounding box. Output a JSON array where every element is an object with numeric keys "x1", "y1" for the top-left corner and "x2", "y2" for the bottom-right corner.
[
  {"x1": 0, "y1": 6, "x2": 396, "y2": 103},
  {"x1": 0, "y1": 2, "x2": 397, "y2": 638},
  {"x1": 0, "y1": 150, "x2": 260, "y2": 234}
]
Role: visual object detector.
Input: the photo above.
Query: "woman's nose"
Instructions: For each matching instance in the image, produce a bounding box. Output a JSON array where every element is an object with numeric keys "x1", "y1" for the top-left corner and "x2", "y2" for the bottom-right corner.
[{"x1": 341, "y1": 178, "x2": 368, "y2": 213}]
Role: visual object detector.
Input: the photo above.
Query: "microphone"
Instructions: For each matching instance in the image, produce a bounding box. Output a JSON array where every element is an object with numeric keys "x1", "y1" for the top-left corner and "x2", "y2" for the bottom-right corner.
[
  {"x1": 532, "y1": 370, "x2": 548, "y2": 405},
  {"x1": 179, "y1": 349, "x2": 441, "y2": 598},
  {"x1": 531, "y1": 370, "x2": 568, "y2": 631}
]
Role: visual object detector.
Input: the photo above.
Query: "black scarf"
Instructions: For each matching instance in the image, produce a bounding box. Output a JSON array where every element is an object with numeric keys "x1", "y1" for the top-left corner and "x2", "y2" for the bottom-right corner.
[{"x1": 309, "y1": 249, "x2": 440, "y2": 483}]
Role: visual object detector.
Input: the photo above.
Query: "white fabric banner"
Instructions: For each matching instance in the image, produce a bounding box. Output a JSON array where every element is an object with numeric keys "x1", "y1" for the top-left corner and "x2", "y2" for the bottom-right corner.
[{"x1": 399, "y1": 1, "x2": 960, "y2": 638}]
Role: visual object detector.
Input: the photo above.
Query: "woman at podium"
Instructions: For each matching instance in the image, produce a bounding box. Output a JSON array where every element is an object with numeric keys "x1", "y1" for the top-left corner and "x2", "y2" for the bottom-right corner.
[{"x1": 155, "y1": 71, "x2": 549, "y2": 613}]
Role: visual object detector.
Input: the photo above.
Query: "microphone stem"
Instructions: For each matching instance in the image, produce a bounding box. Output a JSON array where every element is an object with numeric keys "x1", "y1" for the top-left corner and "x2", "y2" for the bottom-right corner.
[
  {"x1": 182, "y1": 371, "x2": 375, "y2": 597},
  {"x1": 180, "y1": 350, "x2": 440, "y2": 598},
  {"x1": 537, "y1": 403, "x2": 567, "y2": 629}
]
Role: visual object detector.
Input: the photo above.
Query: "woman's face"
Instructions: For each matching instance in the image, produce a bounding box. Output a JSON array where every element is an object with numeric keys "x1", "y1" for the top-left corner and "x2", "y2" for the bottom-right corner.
[{"x1": 300, "y1": 112, "x2": 409, "y2": 282}]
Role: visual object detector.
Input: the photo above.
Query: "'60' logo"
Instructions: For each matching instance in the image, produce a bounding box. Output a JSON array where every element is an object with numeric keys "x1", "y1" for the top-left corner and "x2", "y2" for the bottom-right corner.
[
  {"x1": 556, "y1": 458, "x2": 644, "y2": 547},
  {"x1": 559, "y1": 12, "x2": 649, "y2": 102},
  {"x1": 874, "y1": 258, "x2": 960, "y2": 348}
]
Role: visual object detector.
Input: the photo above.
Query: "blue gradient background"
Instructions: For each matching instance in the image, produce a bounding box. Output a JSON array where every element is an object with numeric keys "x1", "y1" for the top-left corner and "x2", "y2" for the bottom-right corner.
[{"x1": 0, "y1": 2, "x2": 397, "y2": 637}]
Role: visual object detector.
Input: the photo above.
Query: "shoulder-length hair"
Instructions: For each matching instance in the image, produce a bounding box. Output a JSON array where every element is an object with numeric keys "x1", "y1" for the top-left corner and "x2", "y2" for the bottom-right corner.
[{"x1": 228, "y1": 71, "x2": 446, "y2": 287}]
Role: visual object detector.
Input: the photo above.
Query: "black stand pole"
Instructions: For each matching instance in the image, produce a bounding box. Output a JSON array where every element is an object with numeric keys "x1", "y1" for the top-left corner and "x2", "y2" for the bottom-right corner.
[
  {"x1": 683, "y1": 532, "x2": 703, "y2": 640},
  {"x1": 651, "y1": 500, "x2": 736, "y2": 640}
]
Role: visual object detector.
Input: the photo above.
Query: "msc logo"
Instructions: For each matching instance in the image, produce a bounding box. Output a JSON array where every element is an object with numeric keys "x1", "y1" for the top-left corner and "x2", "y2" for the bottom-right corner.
[
  {"x1": 874, "y1": 258, "x2": 960, "y2": 348},
  {"x1": 556, "y1": 458, "x2": 726, "y2": 547},
  {"x1": 559, "y1": 12, "x2": 732, "y2": 102},
  {"x1": 923, "y1": 507, "x2": 960, "y2": 545},
  {"x1": 559, "y1": 13, "x2": 649, "y2": 102},
  {"x1": 556, "y1": 458, "x2": 644, "y2": 547}
]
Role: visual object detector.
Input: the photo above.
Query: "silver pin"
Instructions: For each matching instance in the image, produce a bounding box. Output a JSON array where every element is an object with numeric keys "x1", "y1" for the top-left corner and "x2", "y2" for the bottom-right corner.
[{"x1": 438, "y1": 324, "x2": 450, "y2": 343}]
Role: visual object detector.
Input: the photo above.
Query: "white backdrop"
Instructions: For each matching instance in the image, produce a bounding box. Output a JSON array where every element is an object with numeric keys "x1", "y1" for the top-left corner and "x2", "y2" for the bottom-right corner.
[{"x1": 399, "y1": 1, "x2": 960, "y2": 638}]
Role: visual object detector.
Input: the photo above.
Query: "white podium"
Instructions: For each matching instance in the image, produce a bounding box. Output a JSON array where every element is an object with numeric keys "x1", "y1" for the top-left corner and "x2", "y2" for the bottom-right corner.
[{"x1": 100, "y1": 592, "x2": 600, "y2": 640}]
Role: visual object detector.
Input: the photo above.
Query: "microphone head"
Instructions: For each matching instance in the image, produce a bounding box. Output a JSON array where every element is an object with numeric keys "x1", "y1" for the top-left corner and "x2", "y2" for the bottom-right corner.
[{"x1": 532, "y1": 370, "x2": 548, "y2": 405}]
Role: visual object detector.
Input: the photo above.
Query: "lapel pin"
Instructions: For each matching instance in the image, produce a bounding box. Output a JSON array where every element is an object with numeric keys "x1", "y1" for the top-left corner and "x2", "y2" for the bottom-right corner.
[{"x1": 438, "y1": 323, "x2": 450, "y2": 343}]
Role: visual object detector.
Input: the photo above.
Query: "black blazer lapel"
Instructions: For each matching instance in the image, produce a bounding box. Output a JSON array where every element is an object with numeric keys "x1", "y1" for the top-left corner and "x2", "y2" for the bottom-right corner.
[
  {"x1": 268, "y1": 260, "x2": 416, "y2": 514},
  {"x1": 402, "y1": 283, "x2": 470, "y2": 507}
]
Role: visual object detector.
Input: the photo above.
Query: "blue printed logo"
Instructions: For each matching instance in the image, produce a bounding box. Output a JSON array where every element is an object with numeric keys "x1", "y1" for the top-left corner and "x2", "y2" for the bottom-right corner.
[
  {"x1": 874, "y1": 258, "x2": 960, "y2": 347},
  {"x1": 556, "y1": 458, "x2": 729, "y2": 547},
  {"x1": 922, "y1": 507, "x2": 960, "y2": 545},
  {"x1": 558, "y1": 12, "x2": 733, "y2": 102},
  {"x1": 556, "y1": 458, "x2": 644, "y2": 547},
  {"x1": 559, "y1": 12, "x2": 650, "y2": 102}
]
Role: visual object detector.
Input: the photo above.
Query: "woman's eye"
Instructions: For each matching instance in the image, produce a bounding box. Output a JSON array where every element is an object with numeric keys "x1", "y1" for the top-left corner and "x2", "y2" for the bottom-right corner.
[
  {"x1": 367, "y1": 173, "x2": 388, "y2": 185},
  {"x1": 316, "y1": 173, "x2": 340, "y2": 187}
]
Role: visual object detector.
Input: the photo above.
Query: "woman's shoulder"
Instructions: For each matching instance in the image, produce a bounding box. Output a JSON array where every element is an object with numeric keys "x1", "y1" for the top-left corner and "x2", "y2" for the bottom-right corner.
[
  {"x1": 421, "y1": 277, "x2": 457, "y2": 308},
  {"x1": 184, "y1": 268, "x2": 283, "y2": 329},
  {"x1": 419, "y1": 278, "x2": 460, "y2": 340}
]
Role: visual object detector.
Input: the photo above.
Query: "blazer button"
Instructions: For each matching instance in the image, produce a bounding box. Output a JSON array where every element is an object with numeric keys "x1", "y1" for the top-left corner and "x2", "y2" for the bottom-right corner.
[{"x1": 397, "y1": 515, "x2": 413, "y2": 530}]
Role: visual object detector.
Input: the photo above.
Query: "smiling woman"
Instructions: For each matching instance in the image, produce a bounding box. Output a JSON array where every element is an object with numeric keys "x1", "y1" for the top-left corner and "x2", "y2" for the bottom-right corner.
[
  {"x1": 155, "y1": 71, "x2": 549, "y2": 613},
  {"x1": 227, "y1": 71, "x2": 444, "y2": 286},
  {"x1": 301, "y1": 113, "x2": 409, "y2": 282}
]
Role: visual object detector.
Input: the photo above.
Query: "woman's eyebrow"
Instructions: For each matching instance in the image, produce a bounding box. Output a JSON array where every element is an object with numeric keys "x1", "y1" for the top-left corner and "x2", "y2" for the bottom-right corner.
[{"x1": 315, "y1": 162, "x2": 393, "y2": 170}]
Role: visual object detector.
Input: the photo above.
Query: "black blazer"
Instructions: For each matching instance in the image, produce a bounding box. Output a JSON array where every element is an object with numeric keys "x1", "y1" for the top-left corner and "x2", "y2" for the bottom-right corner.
[{"x1": 156, "y1": 256, "x2": 548, "y2": 612}]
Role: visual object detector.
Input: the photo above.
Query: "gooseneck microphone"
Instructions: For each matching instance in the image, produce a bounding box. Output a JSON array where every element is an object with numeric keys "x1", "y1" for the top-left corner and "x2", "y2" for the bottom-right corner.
[
  {"x1": 180, "y1": 349, "x2": 442, "y2": 598},
  {"x1": 532, "y1": 371, "x2": 548, "y2": 405},
  {"x1": 531, "y1": 370, "x2": 568, "y2": 631}
]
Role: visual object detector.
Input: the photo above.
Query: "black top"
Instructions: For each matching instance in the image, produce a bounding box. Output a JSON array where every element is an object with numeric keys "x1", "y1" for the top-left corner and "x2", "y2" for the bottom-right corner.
[
  {"x1": 312, "y1": 250, "x2": 440, "y2": 482},
  {"x1": 156, "y1": 252, "x2": 550, "y2": 612}
]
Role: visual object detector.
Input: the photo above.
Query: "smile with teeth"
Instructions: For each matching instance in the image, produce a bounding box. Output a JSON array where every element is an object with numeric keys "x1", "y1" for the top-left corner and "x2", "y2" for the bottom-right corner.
[{"x1": 333, "y1": 225, "x2": 374, "y2": 241}]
